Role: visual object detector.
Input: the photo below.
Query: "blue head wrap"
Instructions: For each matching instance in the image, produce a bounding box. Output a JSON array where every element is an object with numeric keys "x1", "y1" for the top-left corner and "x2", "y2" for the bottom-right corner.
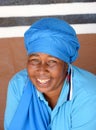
[{"x1": 24, "y1": 17, "x2": 80, "y2": 63}]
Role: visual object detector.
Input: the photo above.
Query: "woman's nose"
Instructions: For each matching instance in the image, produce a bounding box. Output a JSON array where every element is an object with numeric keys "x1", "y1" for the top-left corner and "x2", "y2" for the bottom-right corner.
[{"x1": 38, "y1": 63, "x2": 48, "y2": 74}]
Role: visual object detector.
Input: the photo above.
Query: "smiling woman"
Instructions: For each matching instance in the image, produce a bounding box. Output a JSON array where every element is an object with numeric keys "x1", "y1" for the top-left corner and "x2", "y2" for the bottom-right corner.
[
  {"x1": 4, "y1": 17, "x2": 96, "y2": 130},
  {"x1": 27, "y1": 53, "x2": 68, "y2": 105}
]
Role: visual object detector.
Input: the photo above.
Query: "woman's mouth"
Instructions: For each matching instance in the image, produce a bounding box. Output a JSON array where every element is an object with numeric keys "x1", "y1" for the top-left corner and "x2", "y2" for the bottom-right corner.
[{"x1": 37, "y1": 78, "x2": 50, "y2": 84}]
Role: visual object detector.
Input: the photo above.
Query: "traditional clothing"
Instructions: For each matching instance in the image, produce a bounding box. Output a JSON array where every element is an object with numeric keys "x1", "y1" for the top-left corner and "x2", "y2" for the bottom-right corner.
[{"x1": 4, "y1": 66, "x2": 96, "y2": 130}]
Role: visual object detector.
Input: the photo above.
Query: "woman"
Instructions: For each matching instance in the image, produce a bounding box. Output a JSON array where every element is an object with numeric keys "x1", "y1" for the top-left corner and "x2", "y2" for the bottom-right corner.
[{"x1": 4, "y1": 18, "x2": 96, "y2": 130}]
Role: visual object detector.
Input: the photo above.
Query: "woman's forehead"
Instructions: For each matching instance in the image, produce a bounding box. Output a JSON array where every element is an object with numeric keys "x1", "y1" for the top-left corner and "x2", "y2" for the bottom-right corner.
[
  {"x1": 28, "y1": 53, "x2": 55, "y2": 58},
  {"x1": 28, "y1": 53, "x2": 61, "y2": 60}
]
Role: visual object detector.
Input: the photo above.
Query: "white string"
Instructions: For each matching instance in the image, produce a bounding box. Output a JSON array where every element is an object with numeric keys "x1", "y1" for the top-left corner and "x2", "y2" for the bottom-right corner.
[{"x1": 69, "y1": 64, "x2": 73, "y2": 100}]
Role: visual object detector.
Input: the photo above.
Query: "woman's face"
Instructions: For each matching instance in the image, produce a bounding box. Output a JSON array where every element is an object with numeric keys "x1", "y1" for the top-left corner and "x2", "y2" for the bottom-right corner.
[{"x1": 27, "y1": 53, "x2": 68, "y2": 95}]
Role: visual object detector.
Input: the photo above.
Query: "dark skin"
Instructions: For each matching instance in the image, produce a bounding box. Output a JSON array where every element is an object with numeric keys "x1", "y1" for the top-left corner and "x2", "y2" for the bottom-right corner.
[{"x1": 27, "y1": 53, "x2": 68, "y2": 109}]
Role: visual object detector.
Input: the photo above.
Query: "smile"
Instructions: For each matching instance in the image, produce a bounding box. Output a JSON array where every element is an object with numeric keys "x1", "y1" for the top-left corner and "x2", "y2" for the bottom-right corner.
[{"x1": 37, "y1": 79, "x2": 50, "y2": 84}]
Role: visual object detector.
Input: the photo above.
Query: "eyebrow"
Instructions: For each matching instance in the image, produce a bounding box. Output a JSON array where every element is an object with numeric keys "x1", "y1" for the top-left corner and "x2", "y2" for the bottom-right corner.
[
  {"x1": 29, "y1": 54, "x2": 39, "y2": 57},
  {"x1": 28, "y1": 53, "x2": 58, "y2": 59}
]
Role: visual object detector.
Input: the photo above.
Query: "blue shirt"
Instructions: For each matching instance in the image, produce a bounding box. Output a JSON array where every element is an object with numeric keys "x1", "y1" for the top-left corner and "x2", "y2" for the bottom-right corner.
[{"x1": 4, "y1": 66, "x2": 96, "y2": 130}]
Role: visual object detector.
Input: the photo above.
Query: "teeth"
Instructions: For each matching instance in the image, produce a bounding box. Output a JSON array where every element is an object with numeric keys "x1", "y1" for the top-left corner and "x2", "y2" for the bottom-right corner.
[{"x1": 37, "y1": 79, "x2": 50, "y2": 84}]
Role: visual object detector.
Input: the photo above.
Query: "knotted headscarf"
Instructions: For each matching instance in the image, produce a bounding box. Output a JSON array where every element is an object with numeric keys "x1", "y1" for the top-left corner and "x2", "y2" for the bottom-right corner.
[{"x1": 24, "y1": 17, "x2": 80, "y2": 63}]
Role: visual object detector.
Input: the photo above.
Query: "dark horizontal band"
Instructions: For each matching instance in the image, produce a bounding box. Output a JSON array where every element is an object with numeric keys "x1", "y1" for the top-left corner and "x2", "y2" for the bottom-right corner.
[
  {"x1": 0, "y1": 14, "x2": 96, "y2": 27},
  {"x1": 0, "y1": 0, "x2": 95, "y2": 6}
]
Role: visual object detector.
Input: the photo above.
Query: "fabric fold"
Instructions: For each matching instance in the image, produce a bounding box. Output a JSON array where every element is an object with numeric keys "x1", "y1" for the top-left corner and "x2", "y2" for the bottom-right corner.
[{"x1": 8, "y1": 78, "x2": 50, "y2": 130}]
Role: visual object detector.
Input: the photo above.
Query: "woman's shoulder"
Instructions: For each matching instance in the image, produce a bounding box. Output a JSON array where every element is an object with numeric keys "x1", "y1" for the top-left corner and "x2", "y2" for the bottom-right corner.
[
  {"x1": 73, "y1": 65, "x2": 96, "y2": 81},
  {"x1": 8, "y1": 69, "x2": 28, "y2": 97},
  {"x1": 72, "y1": 65, "x2": 96, "y2": 95},
  {"x1": 10, "y1": 69, "x2": 28, "y2": 83}
]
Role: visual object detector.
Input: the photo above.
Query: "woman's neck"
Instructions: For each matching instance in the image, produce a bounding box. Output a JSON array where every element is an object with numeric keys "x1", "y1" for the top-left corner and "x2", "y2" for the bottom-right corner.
[{"x1": 44, "y1": 86, "x2": 62, "y2": 109}]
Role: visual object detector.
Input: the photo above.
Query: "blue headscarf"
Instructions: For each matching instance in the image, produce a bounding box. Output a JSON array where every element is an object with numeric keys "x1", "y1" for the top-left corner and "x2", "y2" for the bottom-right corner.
[{"x1": 24, "y1": 18, "x2": 80, "y2": 63}]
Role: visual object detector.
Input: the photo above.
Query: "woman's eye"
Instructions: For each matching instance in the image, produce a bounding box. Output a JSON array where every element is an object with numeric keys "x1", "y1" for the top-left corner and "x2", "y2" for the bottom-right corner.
[
  {"x1": 28, "y1": 59, "x2": 40, "y2": 65},
  {"x1": 47, "y1": 60, "x2": 57, "y2": 66}
]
